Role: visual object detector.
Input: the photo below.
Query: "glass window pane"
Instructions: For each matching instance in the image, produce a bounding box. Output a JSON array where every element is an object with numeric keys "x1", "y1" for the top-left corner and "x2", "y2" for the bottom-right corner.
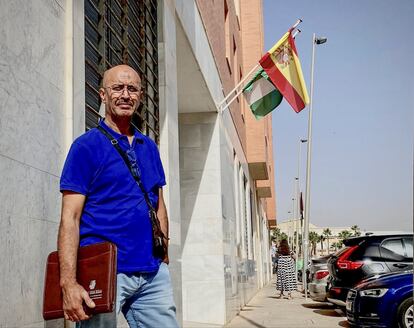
[
  {"x1": 404, "y1": 238, "x2": 413, "y2": 258},
  {"x1": 381, "y1": 239, "x2": 405, "y2": 257}
]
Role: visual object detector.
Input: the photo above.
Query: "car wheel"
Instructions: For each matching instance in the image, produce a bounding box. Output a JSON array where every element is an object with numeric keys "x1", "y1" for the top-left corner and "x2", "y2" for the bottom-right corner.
[{"x1": 398, "y1": 297, "x2": 413, "y2": 328}]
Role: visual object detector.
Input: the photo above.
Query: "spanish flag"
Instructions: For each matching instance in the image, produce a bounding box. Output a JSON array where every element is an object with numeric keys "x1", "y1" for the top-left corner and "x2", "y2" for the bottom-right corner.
[{"x1": 259, "y1": 29, "x2": 309, "y2": 113}]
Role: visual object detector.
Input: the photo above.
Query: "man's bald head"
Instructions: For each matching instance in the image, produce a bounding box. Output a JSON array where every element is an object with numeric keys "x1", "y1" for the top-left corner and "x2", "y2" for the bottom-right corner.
[{"x1": 102, "y1": 64, "x2": 141, "y2": 88}]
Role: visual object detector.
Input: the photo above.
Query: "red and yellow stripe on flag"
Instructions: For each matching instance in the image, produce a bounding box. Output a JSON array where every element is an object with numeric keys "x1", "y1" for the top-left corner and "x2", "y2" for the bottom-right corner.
[{"x1": 259, "y1": 29, "x2": 309, "y2": 113}]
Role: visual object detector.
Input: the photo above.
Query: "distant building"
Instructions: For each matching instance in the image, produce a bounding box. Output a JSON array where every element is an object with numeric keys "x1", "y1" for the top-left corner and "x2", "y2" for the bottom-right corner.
[{"x1": 277, "y1": 220, "x2": 352, "y2": 256}]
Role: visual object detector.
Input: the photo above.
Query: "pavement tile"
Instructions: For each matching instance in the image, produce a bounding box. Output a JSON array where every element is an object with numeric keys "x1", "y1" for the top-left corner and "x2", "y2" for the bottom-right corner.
[{"x1": 224, "y1": 279, "x2": 349, "y2": 328}]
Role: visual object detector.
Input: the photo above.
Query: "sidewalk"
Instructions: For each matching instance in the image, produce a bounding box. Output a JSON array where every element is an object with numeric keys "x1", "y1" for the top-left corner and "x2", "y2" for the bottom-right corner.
[{"x1": 224, "y1": 279, "x2": 349, "y2": 328}]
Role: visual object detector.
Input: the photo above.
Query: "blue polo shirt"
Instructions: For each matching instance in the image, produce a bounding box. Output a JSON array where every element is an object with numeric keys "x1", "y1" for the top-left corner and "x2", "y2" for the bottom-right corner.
[{"x1": 60, "y1": 120, "x2": 166, "y2": 273}]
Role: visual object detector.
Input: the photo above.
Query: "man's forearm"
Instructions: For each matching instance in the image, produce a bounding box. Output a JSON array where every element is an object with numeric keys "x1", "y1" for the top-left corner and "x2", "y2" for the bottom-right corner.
[
  {"x1": 58, "y1": 193, "x2": 84, "y2": 287},
  {"x1": 58, "y1": 215, "x2": 80, "y2": 287}
]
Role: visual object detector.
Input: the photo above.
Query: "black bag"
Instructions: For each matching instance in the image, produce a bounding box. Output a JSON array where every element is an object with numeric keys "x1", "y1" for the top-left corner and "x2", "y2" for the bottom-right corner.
[
  {"x1": 150, "y1": 209, "x2": 167, "y2": 259},
  {"x1": 97, "y1": 126, "x2": 168, "y2": 259}
]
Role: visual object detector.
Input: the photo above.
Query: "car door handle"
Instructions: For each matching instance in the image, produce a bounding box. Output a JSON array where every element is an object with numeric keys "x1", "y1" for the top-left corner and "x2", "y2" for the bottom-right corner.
[{"x1": 393, "y1": 263, "x2": 408, "y2": 268}]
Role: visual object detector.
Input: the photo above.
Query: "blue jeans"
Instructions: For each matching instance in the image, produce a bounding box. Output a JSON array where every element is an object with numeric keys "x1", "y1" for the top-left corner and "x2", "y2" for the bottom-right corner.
[{"x1": 77, "y1": 263, "x2": 179, "y2": 328}]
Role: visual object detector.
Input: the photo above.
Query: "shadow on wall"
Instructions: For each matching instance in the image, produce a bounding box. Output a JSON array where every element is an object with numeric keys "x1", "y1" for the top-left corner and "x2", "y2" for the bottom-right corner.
[{"x1": 179, "y1": 112, "x2": 217, "y2": 248}]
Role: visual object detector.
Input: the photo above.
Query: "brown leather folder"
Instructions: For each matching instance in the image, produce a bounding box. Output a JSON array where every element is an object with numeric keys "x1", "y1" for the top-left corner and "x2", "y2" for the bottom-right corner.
[{"x1": 43, "y1": 242, "x2": 117, "y2": 320}]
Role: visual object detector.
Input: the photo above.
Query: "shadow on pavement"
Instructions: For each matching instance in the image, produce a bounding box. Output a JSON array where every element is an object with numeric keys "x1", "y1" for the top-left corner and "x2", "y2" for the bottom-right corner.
[
  {"x1": 237, "y1": 315, "x2": 266, "y2": 328},
  {"x1": 243, "y1": 305, "x2": 263, "y2": 308},
  {"x1": 313, "y1": 309, "x2": 343, "y2": 317},
  {"x1": 338, "y1": 320, "x2": 350, "y2": 327},
  {"x1": 302, "y1": 303, "x2": 336, "y2": 310}
]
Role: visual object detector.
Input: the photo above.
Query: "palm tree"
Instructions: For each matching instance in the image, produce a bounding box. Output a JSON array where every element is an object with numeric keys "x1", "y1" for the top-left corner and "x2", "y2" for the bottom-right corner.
[
  {"x1": 322, "y1": 228, "x2": 332, "y2": 254},
  {"x1": 335, "y1": 230, "x2": 352, "y2": 250},
  {"x1": 271, "y1": 227, "x2": 281, "y2": 242},
  {"x1": 309, "y1": 231, "x2": 319, "y2": 256},
  {"x1": 351, "y1": 225, "x2": 361, "y2": 236},
  {"x1": 323, "y1": 228, "x2": 332, "y2": 254},
  {"x1": 319, "y1": 234, "x2": 326, "y2": 253},
  {"x1": 338, "y1": 230, "x2": 353, "y2": 241},
  {"x1": 297, "y1": 233, "x2": 303, "y2": 255}
]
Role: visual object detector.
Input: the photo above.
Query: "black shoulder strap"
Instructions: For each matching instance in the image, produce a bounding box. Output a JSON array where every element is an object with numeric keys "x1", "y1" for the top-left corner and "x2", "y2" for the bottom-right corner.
[{"x1": 96, "y1": 125, "x2": 155, "y2": 212}]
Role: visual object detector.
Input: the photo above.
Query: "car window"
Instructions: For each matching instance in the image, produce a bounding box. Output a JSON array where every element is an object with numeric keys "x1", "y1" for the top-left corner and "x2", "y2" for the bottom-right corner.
[
  {"x1": 380, "y1": 247, "x2": 406, "y2": 261},
  {"x1": 359, "y1": 244, "x2": 380, "y2": 260},
  {"x1": 381, "y1": 239, "x2": 405, "y2": 257},
  {"x1": 403, "y1": 238, "x2": 413, "y2": 258}
]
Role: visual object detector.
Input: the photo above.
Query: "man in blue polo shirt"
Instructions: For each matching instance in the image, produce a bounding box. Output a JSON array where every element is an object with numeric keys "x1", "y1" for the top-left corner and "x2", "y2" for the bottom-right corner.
[{"x1": 57, "y1": 64, "x2": 178, "y2": 327}]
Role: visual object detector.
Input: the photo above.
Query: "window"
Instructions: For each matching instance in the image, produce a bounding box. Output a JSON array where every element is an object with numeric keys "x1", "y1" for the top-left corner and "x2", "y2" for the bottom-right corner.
[
  {"x1": 224, "y1": 0, "x2": 231, "y2": 74},
  {"x1": 84, "y1": 0, "x2": 159, "y2": 142},
  {"x1": 403, "y1": 238, "x2": 413, "y2": 258},
  {"x1": 233, "y1": 0, "x2": 240, "y2": 30},
  {"x1": 234, "y1": 157, "x2": 241, "y2": 246},
  {"x1": 381, "y1": 239, "x2": 405, "y2": 257}
]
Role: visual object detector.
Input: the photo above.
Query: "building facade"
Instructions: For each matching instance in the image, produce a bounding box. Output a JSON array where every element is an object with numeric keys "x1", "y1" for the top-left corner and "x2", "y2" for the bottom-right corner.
[{"x1": 0, "y1": 1, "x2": 275, "y2": 327}]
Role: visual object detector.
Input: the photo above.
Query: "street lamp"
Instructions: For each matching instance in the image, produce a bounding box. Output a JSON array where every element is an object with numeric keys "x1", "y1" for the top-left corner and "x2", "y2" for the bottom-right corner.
[
  {"x1": 287, "y1": 211, "x2": 292, "y2": 245},
  {"x1": 303, "y1": 34, "x2": 327, "y2": 300},
  {"x1": 291, "y1": 197, "x2": 295, "y2": 251},
  {"x1": 295, "y1": 138, "x2": 307, "y2": 285}
]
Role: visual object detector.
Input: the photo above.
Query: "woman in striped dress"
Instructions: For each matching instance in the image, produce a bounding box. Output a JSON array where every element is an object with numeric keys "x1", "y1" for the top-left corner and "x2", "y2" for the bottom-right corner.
[{"x1": 276, "y1": 239, "x2": 297, "y2": 299}]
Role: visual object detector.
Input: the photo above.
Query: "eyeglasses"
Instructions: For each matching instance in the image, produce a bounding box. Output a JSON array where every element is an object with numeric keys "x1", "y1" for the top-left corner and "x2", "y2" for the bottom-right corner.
[{"x1": 105, "y1": 84, "x2": 141, "y2": 97}]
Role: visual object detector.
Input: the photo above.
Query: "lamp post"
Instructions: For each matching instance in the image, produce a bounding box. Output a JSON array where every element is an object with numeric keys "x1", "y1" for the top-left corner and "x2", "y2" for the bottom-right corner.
[
  {"x1": 303, "y1": 34, "x2": 327, "y2": 300},
  {"x1": 295, "y1": 138, "x2": 307, "y2": 286},
  {"x1": 287, "y1": 211, "x2": 292, "y2": 245},
  {"x1": 291, "y1": 197, "x2": 295, "y2": 247}
]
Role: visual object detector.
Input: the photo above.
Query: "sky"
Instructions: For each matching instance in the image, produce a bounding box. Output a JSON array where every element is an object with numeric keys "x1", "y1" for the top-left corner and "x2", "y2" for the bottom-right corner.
[{"x1": 263, "y1": 0, "x2": 413, "y2": 232}]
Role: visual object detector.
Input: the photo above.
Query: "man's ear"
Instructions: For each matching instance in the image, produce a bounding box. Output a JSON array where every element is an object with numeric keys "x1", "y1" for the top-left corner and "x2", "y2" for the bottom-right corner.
[{"x1": 99, "y1": 88, "x2": 106, "y2": 103}]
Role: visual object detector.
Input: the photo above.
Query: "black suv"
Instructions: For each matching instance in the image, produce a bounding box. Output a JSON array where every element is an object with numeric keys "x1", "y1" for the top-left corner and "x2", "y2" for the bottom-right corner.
[{"x1": 327, "y1": 233, "x2": 413, "y2": 307}]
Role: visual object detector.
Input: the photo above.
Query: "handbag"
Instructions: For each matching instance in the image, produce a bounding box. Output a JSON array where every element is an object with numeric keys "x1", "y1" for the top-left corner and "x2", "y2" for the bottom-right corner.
[
  {"x1": 43, "y1": 242, "x2": 117, "y2": 320},
  {"x1": 97, "y1": 125, "x2": 168, "y2": 260}
]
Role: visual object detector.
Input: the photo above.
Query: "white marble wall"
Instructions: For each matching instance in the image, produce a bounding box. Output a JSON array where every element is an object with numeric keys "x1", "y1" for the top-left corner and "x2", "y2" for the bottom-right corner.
[
  {"x1": 179, "y1": 113, "x2": 226, "y2": 325},
  {"x1": 218, "y1": 117, "x2": 243, "y2": 323},
  {"x1": 0, "y1": 0, "x2": 67, "y2": 326},
  {"x1": 157, "y1": 0, "x2": 183, "y2": 325},
  {"x1": 179, "y1": 111, "x2": 274, "y2": 326}
]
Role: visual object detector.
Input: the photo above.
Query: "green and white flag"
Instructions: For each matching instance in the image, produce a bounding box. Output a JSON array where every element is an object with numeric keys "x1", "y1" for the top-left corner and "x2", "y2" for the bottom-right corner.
[{"x1": 242, "y1": 69, "x2": 283, "y2": 120}]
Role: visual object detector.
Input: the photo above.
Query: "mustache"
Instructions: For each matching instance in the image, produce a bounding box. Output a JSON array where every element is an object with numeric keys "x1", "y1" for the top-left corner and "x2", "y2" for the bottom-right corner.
[{"x1": 116, "y1": 100, "x2": 134, "y2": 106}]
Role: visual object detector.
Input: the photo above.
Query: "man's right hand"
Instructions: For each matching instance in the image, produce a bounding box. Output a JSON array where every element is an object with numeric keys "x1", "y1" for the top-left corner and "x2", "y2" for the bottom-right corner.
[{"x1": 61, "y1": 281, "x2": 96, "y2": 322}]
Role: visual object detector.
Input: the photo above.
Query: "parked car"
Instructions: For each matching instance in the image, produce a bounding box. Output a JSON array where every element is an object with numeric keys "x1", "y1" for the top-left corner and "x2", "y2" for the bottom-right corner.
[
  {"x1": 346, "y1": 270, "x2": 413, "y2": 328},
  {"x1": 309, "y1": 255, "x2": 331, "y2": 302},
  {"x1": 327, "y1": 233, "x2": 413, "y2": 307}
]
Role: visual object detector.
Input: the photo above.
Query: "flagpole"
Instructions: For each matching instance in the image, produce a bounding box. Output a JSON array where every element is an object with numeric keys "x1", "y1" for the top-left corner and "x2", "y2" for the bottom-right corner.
[
  {"x1": 295, "y1": 138, "x2": 307, "y2": 288},
  {"x1": 292, "y1": 19, "x2": 302, "y2": 30},
  {"x1": 219, "y1": 87, "x2": 244, "y2": 113},
  {"x1": 217, "y1": 63, "x2": 259, "y2": 109},
  {"x1": 292, "y1": 29, "x2": 301, "y2": 39}
]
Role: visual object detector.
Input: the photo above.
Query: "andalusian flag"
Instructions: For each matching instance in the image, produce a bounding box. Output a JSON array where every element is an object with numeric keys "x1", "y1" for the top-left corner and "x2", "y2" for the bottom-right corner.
[
  {"x1": 242, "y1": 69, "x2": 283, "y2": 119},
  {"x1": 259, "y1": 29, "x2": 309, "y2": 113}
]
